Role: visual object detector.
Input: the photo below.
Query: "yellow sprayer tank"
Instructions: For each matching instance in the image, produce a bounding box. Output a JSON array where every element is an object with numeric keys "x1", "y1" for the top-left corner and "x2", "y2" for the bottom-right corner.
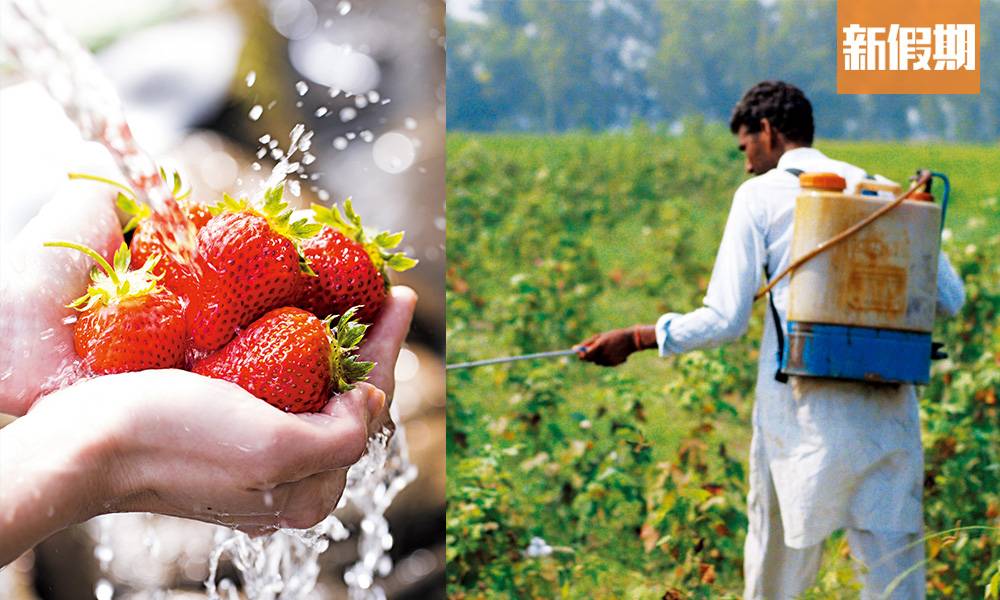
[{"x1": 781, "y1": 171, "x2": 946, "y2": 384}]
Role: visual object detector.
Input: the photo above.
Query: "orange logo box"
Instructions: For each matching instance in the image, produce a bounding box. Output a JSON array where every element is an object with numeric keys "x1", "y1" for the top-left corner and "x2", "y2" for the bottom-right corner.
[{"x1": 837, "y1": 0, "x2": 980, "y2": 94}]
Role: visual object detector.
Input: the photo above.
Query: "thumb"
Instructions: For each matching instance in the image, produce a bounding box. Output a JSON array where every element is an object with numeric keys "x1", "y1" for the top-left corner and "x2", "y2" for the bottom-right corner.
[{"x1": 358, "y1": 286, "x2": 418, "y2": 396}]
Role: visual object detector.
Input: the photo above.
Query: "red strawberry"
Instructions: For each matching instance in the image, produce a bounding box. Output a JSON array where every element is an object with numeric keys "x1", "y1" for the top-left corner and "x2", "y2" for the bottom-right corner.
[
  {"x1": 127, "y1": 200, "x2": 211, "y2": 300},
  {"x1": 187, "y1": 186, "x2": 321, "y2": 352},
  {"x1": 70, "y1": 170, "x2": 205, "y2": 299},
  {"x1": 44, "y1": 241, "x2": 186, "y2": 374},
  {"x1": 298, "y1": 200, "x2": 417, "y2": 323},
  {"x1": 192, "y1": 306, "x2": 373, "y2": 413}
]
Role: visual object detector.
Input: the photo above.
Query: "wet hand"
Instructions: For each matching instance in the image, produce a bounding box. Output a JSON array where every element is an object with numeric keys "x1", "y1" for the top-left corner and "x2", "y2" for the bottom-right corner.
[
  {"x1": 0, "y1": 179, "x2": 121, "y2": 416},
  {"x1": 357, "y1": 285, "x2": 418, "y2": 436},
  {"x1": 21, "y1": 369, "x2": 382, "y2": 533}
]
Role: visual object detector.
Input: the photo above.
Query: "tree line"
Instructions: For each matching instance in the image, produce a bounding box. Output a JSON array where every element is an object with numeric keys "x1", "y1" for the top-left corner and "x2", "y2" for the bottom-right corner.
[{"x1": 447, "y1": 0, "x2": 999, "y2": 141}]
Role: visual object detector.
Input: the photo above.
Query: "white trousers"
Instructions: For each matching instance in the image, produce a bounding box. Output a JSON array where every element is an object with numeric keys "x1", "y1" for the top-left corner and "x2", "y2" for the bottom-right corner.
[{"x1": 743, "y1": 449, "x2": 926, "y2": 599}]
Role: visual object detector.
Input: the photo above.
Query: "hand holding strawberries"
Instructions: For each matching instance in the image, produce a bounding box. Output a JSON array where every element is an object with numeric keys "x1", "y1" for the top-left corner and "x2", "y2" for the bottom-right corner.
[
  {"x1": 0, "y1": 169, "x2": 419, "y2": 564},
  {"x1": 0, "y1": 178, "x2": 123, "y2": 415}
]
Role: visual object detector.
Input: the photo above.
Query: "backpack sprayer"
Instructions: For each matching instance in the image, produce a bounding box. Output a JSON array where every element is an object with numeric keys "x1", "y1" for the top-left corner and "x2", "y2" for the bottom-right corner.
[
  {"x1": 448, "y1": 168, "x2": 951, "y2": 385},
  {"x1": 763, "y1": 169, "x2": 951, "y2": 384}
]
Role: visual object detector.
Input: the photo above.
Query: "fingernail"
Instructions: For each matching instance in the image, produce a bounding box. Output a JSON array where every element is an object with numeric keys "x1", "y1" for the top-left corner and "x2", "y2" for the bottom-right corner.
[{"x1": 367, "y1": 388, "x2": 386, "y2": 423}]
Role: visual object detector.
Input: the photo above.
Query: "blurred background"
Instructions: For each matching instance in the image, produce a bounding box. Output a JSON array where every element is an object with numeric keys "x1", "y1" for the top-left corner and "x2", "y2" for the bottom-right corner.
[
  {"x1": 448, "y1": 0, "x2": 999, "y2": 141},
  {"x1": 0, "y1": 0, "x2": 445, "y2": 597}
]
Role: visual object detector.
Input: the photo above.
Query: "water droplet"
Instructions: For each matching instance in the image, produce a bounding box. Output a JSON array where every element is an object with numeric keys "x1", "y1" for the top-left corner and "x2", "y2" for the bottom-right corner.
[
  {"x1": 269, "y1": 139, "x2": 279, "y2": 148},
  {"x1": 263, "y1": 490, "x2": 274, "y2": 507},
  {"x1": 39, "y1": 328, "x2": 55, "y2": 340},
  {"x1": 337, "y1": 1, "x2": 351, "y2": 15},
  {"x1": 252, "y1": 162, "x2": 262, "y2": 171},
  {"x1": 360, "y1": 130, "x2": 374, "y2": 142},
  {"x1": 249, "y1": 105, "x2": 264, "y2": 121},
  {"x1": 295, "y1": 80, "x2": 309, "y2": 96},
  {"x1": 256, "y1": 148, "x2": 267, "y2": 159},
  {"x1": 94, "y1": 544, "x2": 114, "y2": 563},
  {"x1": 270, "y1": 148, "x2": 284, "y2": 160},
  {"x1": 245, "y1": 71, "x2": 256, "y2": 87},
  {"x1": 346, "y1": 132, "x2": 356, "y2": 140},
  {"x1": 403, "y1": 117, "x2": 417, "y2": 130},
  {"x1": 259, "y1": 134, "x2": 271, "y2": 143},
  {"x1": 372, "y1": 132, "x2": 415, "y2": 174},
  {"x1": 329, "y1": 88, "x2": 342, "y2": 98},
  {"x1": 354, "y1": 96, "x2": 368, "y2": 109},
  {"x1": 339, "y1": 107, "x2": 357, "y2": 122},
  {"x1": 318, "y1": 189, "x2": 330, "y2": 201},
  {"x1": 95, "y1": 578, "x2": 113, "y2": 600},
  {"x1": 367, "y1": 90, "x2": 380, "y2": 103},
  {"x1": 296, "y1": 100, "x2": 304, "y2": 108},
  {"x1": 288, "y1": 180, "x2": 301, "y2": 197},
  {"x1": 314, "y1": 106, "x2": 328, "y2": 117},
  {"x1": 333, "y1": 137, "x2": 348, "y2": 150},
  {"x1": 302, "y1": 152, "x2": 316, "y2": 165}
]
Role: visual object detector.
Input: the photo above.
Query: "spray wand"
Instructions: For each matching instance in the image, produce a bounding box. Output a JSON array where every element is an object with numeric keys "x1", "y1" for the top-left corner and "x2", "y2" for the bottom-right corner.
[{"x1": 447, "y1": 347, "x2": 586, "y2": 371}]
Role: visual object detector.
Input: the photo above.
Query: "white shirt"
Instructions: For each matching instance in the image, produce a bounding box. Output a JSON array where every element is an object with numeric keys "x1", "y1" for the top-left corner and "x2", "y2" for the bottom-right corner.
[{"x1": 655, "y1": 147, "x2": 965, "y2": 547}]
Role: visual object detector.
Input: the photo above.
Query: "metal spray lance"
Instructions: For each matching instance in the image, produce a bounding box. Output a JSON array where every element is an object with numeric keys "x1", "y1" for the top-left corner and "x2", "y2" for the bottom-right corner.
[{"x1": 446, "y1": 347, "x2": 587, "y2": 371}]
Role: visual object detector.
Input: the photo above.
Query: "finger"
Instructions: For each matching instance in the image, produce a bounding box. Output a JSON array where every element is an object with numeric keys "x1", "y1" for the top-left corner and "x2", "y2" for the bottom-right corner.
[
  {"x1": 277, "y1": 469, "x2": 348, "y2": 530},
  {"x1": 287, "y1": 385, "x2": 374, "y2": 476},
  {"x1": 359, "y1": 286, "x2": 417, "y2": 394},
  {"x1": 315, "y1": 382, "x2": 386, "y2": 437},
  {"x1": 581, "y1": 335, "x2": 605, "y2": 360}
]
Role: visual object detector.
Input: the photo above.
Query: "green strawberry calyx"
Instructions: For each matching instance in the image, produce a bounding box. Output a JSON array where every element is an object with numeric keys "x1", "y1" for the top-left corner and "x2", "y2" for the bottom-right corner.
[
  {"x1": 69, "y1": 169, "x2": 192, "y2": 234},
  {"x1": 211, "y1": 184, "x2": 322, "y2": 276},
  {"x1": 43, "y1": 241, "x2": 163, "y2": 311},
  {"x1": 311, "y1": 198, "x2": 418, "y2": 286},
  {"x1": 325, "y1": 306, "x2": 376, "y2": 393}
]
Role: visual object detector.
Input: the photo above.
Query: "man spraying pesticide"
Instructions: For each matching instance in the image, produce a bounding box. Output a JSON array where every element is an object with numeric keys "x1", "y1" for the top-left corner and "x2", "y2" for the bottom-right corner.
[{"x1": 578, "y1": 81, "x2": 965, "y2": 599}]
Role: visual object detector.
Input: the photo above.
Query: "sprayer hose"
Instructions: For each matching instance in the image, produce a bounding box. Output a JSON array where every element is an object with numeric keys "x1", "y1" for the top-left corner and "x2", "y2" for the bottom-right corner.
[{"x1": 753, "y1": 171, "x2": 932, "y2": 302}]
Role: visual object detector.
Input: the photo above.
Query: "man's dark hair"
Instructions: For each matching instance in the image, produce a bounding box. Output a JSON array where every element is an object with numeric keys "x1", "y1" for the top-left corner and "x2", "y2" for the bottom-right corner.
[{"x1": 729, "y1": 81, "x2": 814, "y2": 145}]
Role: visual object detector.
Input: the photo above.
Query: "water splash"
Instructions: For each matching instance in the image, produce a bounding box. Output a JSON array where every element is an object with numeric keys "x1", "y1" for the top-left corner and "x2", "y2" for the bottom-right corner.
[
  {"x1": 2, "y1": 0, "x2": 173, "y2": 209},
  {"x1": 206, "y1": 426, "x2": 417, "y2": 599}
]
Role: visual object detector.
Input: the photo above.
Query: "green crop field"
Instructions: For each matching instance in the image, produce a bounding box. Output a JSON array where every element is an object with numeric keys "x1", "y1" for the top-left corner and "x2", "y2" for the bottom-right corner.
[{"x1": 445, "y1": 127, "x2": 999, "y2": 598}]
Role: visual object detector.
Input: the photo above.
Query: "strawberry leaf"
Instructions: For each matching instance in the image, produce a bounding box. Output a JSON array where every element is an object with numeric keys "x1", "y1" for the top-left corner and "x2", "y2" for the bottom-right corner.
[
  {"x1": 386, "y1": 253, "x2": 418, "y2": 272},
  {"x1": 310, "y1": 200, "x2": 419, "y2": 282},
  {"x1": 326, "y1": 306, "x2": 375, "y2": 393},
  {"x1": 44, "y1": 241, "x2": 163, "y2": 311},
  {"x1": 113, "y1": 242, "x2": 131, "y2": 273}
]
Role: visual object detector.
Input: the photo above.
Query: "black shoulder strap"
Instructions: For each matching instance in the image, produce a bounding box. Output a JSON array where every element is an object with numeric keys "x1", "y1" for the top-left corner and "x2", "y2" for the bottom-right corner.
[
  {"x1": 764, "y1": 264, "x2": 789, "y2": 384},
  {"x1": 763, "y1": 166, "x2": 800, "y2": 384}
]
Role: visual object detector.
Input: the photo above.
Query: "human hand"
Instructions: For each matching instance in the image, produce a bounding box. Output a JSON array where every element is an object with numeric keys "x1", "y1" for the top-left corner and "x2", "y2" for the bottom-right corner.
[
  {"x1": 357, "y1": 285, "x2": 418, "y2": 435},
  {"x1": 577, "y1": 324, "x2": 656, "y2": 367},
  {"x1": 0, "y1": 282, "x2": 417, "y2": 562},
  {"x1": 2, "y1": 367, "x2": 380, "y2": 555},
  {"x1": 0, "y1": 179, "x2": 122, "y2": 416}
]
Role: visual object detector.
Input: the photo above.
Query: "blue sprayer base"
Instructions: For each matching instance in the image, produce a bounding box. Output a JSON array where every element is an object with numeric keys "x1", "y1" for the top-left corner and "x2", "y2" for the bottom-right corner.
[{"x1": 781, "y1": 321, "x2": 932, "y2": 385}]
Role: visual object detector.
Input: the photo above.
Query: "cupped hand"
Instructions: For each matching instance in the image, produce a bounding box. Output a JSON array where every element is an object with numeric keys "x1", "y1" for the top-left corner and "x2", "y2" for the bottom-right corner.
[
  {"x1": 26, "y1": 369, "x2": 380, "y2": 531},
  {"x1": 0, "y1": 179, "x2": 122, "y2": 416}
]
